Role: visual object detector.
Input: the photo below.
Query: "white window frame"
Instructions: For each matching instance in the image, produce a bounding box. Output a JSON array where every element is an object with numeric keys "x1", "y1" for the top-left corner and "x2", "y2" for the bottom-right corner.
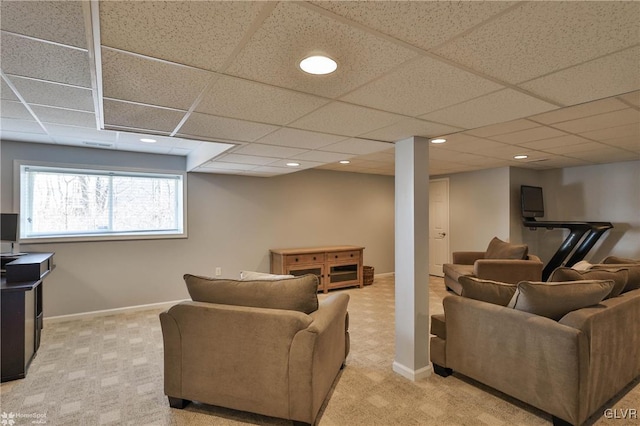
[{"x1": 14, "y1": 161, "x2": 187, "y2": 243}]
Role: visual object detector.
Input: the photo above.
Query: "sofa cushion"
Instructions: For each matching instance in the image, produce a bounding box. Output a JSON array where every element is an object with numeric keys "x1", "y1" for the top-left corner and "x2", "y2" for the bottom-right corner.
[
  {"x1": 549, "y1": 267, "x2": 629, "y2": 298},
  {"x1": 184, "y1": 273, "x2": 319, "y2": 314},
  {"x1": 430, "y1": 314, "x2": 446, "y2": 339},
  {"x1": 507, "y1": 280, "x2": 614, "y2": 320},
  {"x1": 591, "y1": 264, "x2": 640, "y2": 293},
  {"x1": 485, "y1": 237, "x2": 528, "y2": 260},
  {"x1": 602, "y1": 255, "x2": 639, "y2": 264},
  {"x1": 443, "y1": 264, "x2": 474, "y2": 282},
  {"x1": 458, "y1": 275, "x2": 517, "y2": 306},
  {"x1": 240, "y1": 270, "x2": 295, "y2": 280}
]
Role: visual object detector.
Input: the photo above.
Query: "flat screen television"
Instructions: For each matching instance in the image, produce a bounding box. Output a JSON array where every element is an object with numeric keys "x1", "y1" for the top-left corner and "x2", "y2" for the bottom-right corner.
[
  {"x1": 521, "y1": 185, "x2": 544, "y2": 218},
  {"x1": 1, "y1": 213, "x2": 19, "y2": 242}
]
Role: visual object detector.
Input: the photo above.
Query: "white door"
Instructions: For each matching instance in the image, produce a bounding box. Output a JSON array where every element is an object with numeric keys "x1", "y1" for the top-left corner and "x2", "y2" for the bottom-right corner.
[{"x1": 429, "y1": 179, "x2": 450, "y2": 276}]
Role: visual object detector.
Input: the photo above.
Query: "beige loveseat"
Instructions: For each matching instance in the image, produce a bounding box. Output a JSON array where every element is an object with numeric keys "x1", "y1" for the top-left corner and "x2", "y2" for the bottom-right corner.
[
  {"x1": 160, "y1": 274, "x2": 350, "y2": 425},
  {"x1": 430, "y1": 271, "x2": 640, "y2": 426},
  {"x1": 444, "y1": 237, "x2": 543, "y2": 294}
]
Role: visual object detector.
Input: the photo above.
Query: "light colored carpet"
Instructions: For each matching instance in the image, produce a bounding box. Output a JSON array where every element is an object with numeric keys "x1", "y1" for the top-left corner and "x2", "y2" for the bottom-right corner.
[{"x1": 1, "y1": 275, "x2": 638, "y2": 425}]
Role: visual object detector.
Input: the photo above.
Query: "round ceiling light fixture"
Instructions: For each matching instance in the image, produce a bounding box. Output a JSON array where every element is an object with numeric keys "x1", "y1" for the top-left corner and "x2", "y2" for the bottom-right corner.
[
  {"x1": 339, "y1": 160, "x2": 351, "y2": 164},
  {"x1": 286, "y1": 162, "x2": 300, "y2": 167},
  {"x1": 299, "y1": 55, "x2": 337, "y2": 75},
  {"x1": 430, "y1": 138, "x2": 447, "y2": 144},
  {"x1": 514, "y1": 155, "x2": 528, "y2": 160}
]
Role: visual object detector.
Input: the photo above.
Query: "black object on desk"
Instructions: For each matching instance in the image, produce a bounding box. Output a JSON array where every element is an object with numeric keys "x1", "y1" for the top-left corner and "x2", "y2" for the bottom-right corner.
[{"x1": 1, "y1": 252, "x2": 54, "y2": 382}]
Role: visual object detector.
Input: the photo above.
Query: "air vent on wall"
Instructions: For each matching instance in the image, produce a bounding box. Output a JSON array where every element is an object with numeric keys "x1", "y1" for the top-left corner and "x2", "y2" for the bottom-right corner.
[{"x1": 82, "y1": 141, "x2": 114, "y2": 148}]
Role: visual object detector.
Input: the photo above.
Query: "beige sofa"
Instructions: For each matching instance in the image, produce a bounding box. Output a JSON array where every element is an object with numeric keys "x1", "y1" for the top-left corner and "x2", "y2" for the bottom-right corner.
[
  {"x1": 430, "y1": 277, "x2": 640, "y2": 426},
  {"x1": 444, "y1": 237, "x2": 543, "y2": 294},
  {"x1": 160, "y1": 274, "x2": 349, "y2": 425}
]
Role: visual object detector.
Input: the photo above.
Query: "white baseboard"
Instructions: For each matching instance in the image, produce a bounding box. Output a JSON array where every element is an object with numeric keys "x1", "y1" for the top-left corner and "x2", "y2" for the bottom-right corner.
[
  {"x1": 44, "y1": 299, "x2": 189, "y2": 324},
  {"x1": 392, "y1": 361, "x2": 432, "y2": 381}
]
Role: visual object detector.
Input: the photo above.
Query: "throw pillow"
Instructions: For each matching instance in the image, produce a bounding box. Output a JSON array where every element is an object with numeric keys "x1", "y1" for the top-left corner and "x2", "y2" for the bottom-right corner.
[
  {"x1": 458, "y1": 275, "x2": 517, "y2": 306},
  {"x1": 184, "y1": 273, "x2": 319, "y2": 314},
  {"x1": 571, "y1": 260, "x2": 592, "y2": 271},
  {"x1": 240, "y1": 270, "x2": 295, "y2": 280},
  {"x1": 507, "y1": 280, "x2": 614, "y2": 321},
  {"x1": 591, "y1": 264, "x2": 640, "y2": 293},
  {"x1": 602, "y1": 255, "x2": 639, "y2": 265},
  {"x1": 548, "y1": 267, "x2": 629, "y2": 298},
  {"x1": 485, "y1": 237, "x2": 528, "y2": 260}
]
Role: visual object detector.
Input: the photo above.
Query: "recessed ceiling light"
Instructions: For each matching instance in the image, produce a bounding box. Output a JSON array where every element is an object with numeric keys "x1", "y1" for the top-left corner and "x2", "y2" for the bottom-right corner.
[
  {"x1": 339, "y1": 160, "x2": 351, "y2": 164},
  {"x1": 286, "y1": 162, "x2": 300, "y2": 167},
  {"x1": 140, "y1": 138, "x2": 157, "y2": 143},
  {"x1": 514, "y1": 155, "x2": 528, "y2": 160},
  {"x1": 299, "y1": 55, "x2": 337, "y2": 75},
  {"x1": 430, "y1": 138, "x2": 447, "y2": 144}
]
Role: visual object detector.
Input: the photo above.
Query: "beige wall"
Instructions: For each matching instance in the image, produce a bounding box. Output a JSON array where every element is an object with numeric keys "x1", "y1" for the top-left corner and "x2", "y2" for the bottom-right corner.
[{"x1": 1, "y1": 141, "x2": 394, "y2": 317}]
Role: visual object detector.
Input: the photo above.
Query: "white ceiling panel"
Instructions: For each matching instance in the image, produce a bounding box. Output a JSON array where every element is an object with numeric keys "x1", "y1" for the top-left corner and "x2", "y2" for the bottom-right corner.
[
  {"x1": 1, "y1": 100, "x2": 33, "y2": 120},
  {"x1": 542, "y1": 142, "x2": 608, "y2": 155},
  {"x1": 255, "y1": 127, "x2": 344, "y2": 150},
  {"x1": 550, "y1": 108, "x2": 640, "y2": 134},
  {"x1": 179, "y1": 112, "x2": 278, "y2": 143},
  {"x1": 1, "y1": 79, "x2": 19, "y2": 101},
  {"x1": 490, "y1": 126, "x2": 568, "y2": 145},
  {"x1": 233, "y1": 143, "x2": 307, "y2": 158},
  {"x1": 360, "y1": 118, "x2": 461, "y2": 143},
  {"x1": 0, "y1": 0, "x2": 87, "y2": 48},
  {"x1": 268, "y1": 159, "x2": 324, "y2": 170},
  {"x1": 341, "y1": 56, "x2": 504, "y2": 116},
  {"x1": 226, "y1": 2, "x2": 417, "y2": 99},
  {"x1": 520, "y1": 46, "x2": 640, "y2": 106},
  {"x1": 528, "y1": 97, "x2": 630, "y2": 125},
  {"x1": 309, "y1": 1, "x2": 515, "y2": 51},
  {"x1": 217, "y1": 154, "x2": 278, "y2": 166},
  {"x1": 517, "y1": 135, "x2": 592, "y2": 151},
  {"x1": 291, "y1": 150, "x2": 353, "y2": 163},
  {"x1": 196, "y1": 75, "x2": 328, "y2": 126},
  {"x1": 465, "y1": 119, "x2": 540, "y2": 138},
  {"x1": 1, "y1": 33, "x2": 91, "y2": 88},
  {"x1": 580, "y1": 123, "x2": 640, "y2": 142},
  {"x1": 567, "y1": 147, "x2": 639, "y2": 163},
  {"x1": 1, "y1": 118, "x2": 46, "y2": 134},
  {"x1": 602, "y1": 136, "x2": 640, "y2": 151},
  {"x1": 30, "y1": 105, "x2": 95, "y2": 128},
  {"x1": 441, "y1": 137, "x2": 512, "y2": 155},
  {"x1": 99, "y1": 1, "x2": 267, "y2": 72},
  {"x1": 101, "y1": 48, "x2": 214, "y2": 111},
  {"x1": 435, "y1": 1, "x2": 640, "y2": 84},
  {"x1": 618, "y1": 90, "x2": 640, "y2": 108},
  {"x1": 103, "y1": 99, "x2": 185, "y2": 133},
  {"x1": 420, "y1": 89, "x2": 557, "y2": 130},
  {"x1": 290, "y1": 102, "x2": 403, "y2": 137},
  {"x1": 248, "y1": 165, "x2": 298, "y2": 176},
  {"x1": 8, "y1": 76, "x2": 94, "y2": 112},
  {"x1": 318, "y1": 138, "x2": 393, "y2": 155}
]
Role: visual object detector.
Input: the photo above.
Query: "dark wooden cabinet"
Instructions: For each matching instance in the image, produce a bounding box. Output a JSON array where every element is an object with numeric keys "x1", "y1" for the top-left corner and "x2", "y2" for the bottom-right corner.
[{"x1": 1, "y1": 252, "x2": 54, "y2": 382}]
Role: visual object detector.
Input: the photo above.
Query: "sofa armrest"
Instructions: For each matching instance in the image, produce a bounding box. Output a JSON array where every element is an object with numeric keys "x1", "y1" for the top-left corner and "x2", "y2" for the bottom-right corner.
[
  {"x1": 474, "y1": 258, "x2": 543, "y2": 283},
  {"x1": 288, "y1": 293, "x2": 350, "y2": 423},
  {"x1": 443, "y1": 296, "x2": 588, "y2": 425},
  {"x1": 452, "y1": 251, "x2": 485, "y2": 264}
]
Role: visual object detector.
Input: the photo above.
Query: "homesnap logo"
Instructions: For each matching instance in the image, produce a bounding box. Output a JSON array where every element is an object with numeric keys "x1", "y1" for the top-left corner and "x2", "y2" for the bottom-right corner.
[{"x1": 0, "y1": 412, "x2": 15, "y2": 426}]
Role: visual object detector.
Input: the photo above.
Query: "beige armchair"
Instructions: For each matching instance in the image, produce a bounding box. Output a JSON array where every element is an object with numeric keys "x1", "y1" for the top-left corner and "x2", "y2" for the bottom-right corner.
[
  {"x1": 444, "y1": 237, "x2": 543, "y2": 294},
  {"x1": 160, "y1": 274, "x2": 349, "y2": 425}
]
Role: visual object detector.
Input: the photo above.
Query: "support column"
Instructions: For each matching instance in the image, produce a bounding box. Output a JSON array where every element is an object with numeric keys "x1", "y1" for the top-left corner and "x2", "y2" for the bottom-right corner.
[{"x1": 393, "y1": 136, "x2": 430, "y2": 381}]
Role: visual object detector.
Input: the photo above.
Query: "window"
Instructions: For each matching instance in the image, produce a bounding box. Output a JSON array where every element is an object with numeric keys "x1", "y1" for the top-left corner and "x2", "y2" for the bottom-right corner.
[{"x1": 18, "y1": 163, "x2": 186, "y2": 242}]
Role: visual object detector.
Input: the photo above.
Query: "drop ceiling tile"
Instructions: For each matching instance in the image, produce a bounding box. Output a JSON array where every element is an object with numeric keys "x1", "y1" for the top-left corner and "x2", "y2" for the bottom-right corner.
[
  {"x1": 217, "y1": 154, "x2": 278, "y2": 166},
  {"x1": 490, "y1": 126, "x2": 568, "y2": 144},
  {"x1": 30, "y1": 105, "x2": 95, "y2": 128},
  {"x1": 99, "y1": 1, "x2": 266, "y2": 72},
  {"x1": 567, "y1": 147, "x2": 638, "y2": 163},
  {"x1": 44, "y1": 124, "x2": 116, "y2": 143},
  {"x1": 420, "y1": 89, "x2": 557, "y2": 130},
  {"x1": 429, "y1": 148, "x2": 489, "y2": 164},
  {"x1": 1, "y1": 33, "x2": 91, "y2": 87},
  {"x1": 0, "y1": 0, "x2": 87, "y2": 48},
  {"x1": 1, "y1": 79, "x2": 19, "y2": 101},
  {"x1": 551, "y1": 108, "x2": 640, "y2": 134},
  {"x1": 617, "y1": 90, "x2": 640, "y2": 108},
  {"x1": 249, "y1": 166, "x2": 298, "y2": 176},
  {"x1": 196, "y1": 75, "x2": 329, "y2": 126},
  {"x1": 542, "y1": 141, "x2": 607, "y2": 155},
  {"x1": 226, "y1": 2, "x2": 417, "y2": 99},
  {"x1": 8, "y1": 76, "x2": 94, "y2": 112},
  {"x1": 579, "y1": 123, "x2": 639, "y2": 141},
  {"x1": 103, "y1": 99, "x2": 185, "y2": 133},
  {"x1": 528, "y1": 97, "x2": 630, "y2": 125},
  {"x1": 471, "y1": 144, "x2": 537, "y2": 160},
  {"x1": 289, "y1": 102, "x2": 403, "y2": 137},
  {"x1": 355, "y1": 150, "x2": 395, "y2": 162},
  {"x1": 526, "y1": 157, "x2": 590, "y2": 169},
  {"x1": 310, "y1": 1, "x2": 514, "y2": 51},
  {"x1": 291, "y1": 150, "x2": 353, "y2": 163},
  {"x1": 517, "y1": 135, "x2": 591, "y2": 150},
  {"x1": 268, "y1": 159, "x2": 323, "y2": 170},
  {"x1": 602, "y1": 136, "x2": 640, "y2": 151},
  {"x1": 101, "y1": 48, "x2": 214, "y2": 110},
  {"x1": 318, "y1": 138, "x2": 393, "y2": 155},
  {"x1": 342, "y1": 56, "x2": 504, "y2": 116},
  {"x1": 234, "y1": 143, "x2": 306, "y2": 158},
  {"x1": 0, "y1": 118, "x2": 46, "y2": 134},
  {"x1": 442, "y1": 138, "x2": 512, "y2": 154},
  {"x1": 201, "y1": 161, "x2": 257, "y2": 172},
  {"x1": 466, "y1": 119, "x2": 540, "y2": 138},
  {"x1": 256, "y1": 128, "x2": 344, "y2": 150},
  {"x1": 1, "y1": 100, "x2": 33, "y2": 120},
  {"x1": 179, "y1": 112, "x2": 278, "y2": 143},
  {"x1": 434, "y1": 2, "x2": 640, "y2": 84},
  {"x1": 359, "y1": 118, "x2": 462, "y2": 143},
  {"x1": 520, "y1": 46, "x2": 640, "y2": 106}
]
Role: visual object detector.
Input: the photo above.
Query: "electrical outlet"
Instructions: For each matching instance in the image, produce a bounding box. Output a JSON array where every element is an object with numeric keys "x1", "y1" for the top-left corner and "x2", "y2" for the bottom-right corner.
[{"x1": 215, "y1": 267, "x2": 222, "y2": 276}]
